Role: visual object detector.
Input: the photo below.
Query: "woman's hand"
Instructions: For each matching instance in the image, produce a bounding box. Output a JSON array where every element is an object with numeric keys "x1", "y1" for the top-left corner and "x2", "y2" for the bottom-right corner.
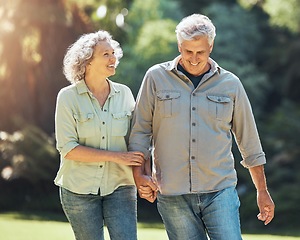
[{"x1": 112, "y1": 151, "x2": 145, "y2": 166}]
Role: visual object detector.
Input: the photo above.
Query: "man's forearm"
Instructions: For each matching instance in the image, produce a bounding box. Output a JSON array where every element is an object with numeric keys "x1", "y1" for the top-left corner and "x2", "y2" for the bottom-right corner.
[
  {"x1": 249, "y1": 165, "x2": 268, "y2": 191},
  {"x1": 132, "y1": 161, "x2": 145, "y2": 184}
]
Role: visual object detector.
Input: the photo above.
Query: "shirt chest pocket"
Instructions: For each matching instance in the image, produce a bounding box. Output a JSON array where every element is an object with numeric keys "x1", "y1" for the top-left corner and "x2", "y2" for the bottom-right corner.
[
  {"x1": 73, "y1": 113, "x2": 96, "y2": 138},
  {"x1": 156, "y1": 90, "x2": 181, "y2": 118},
  {"x1": 206, "y1": 94, "x2": 233, "y2": 122},
  {"x1": 111, "y1": 111, "x2": 131, "y2": 136}
]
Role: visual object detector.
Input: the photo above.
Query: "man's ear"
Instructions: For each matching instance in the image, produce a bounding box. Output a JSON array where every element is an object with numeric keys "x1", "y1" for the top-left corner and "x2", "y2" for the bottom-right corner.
[
  {"x1": 177, "y1": 43, "x2": 182, "y2": 53},
  {"x1": 209, "y1": 41, "x2": 214, "y2": 53}
]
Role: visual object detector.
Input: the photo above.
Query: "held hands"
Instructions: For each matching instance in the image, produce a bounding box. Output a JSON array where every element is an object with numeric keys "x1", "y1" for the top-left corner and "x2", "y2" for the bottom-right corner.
[
  {"x1": 256, "y1": 189, "x2": 275, "y2": 225},
  {"x1": 133, "y1": 170, "x2": 158, "y2": 203}
]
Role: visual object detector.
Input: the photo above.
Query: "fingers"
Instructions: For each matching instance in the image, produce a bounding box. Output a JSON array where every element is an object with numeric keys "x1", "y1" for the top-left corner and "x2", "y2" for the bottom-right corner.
[
  {"x1": 139, "y1": 186, "x2": 157, "y2": 203},
  {"x1": 139, "y1": 186, "x2": 153, "y2": 197},
  {"x1": 257, "y1": 206, "x2": 275, "y2": 225},
  {"x1": 137, "y1": 176, "x2": 158, "y2": 203},
  {"x1": 122, "y1": 152, "x2": 145, "y2": 166},
  {"x1": 131, "y1": 151, "x2": 145, "y2": 157},
  {"x1": 256, "y1": 190, "x2": 275, "y2": 225}
]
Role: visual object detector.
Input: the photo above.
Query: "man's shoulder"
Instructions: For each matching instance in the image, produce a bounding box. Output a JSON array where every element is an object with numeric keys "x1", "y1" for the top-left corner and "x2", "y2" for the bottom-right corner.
[
  {"x1": 147, "y1": 59, "x2": 174, "y2": 74},
  {"x1": 218, "y1": 66, "x2": 240, "y2": 82}
]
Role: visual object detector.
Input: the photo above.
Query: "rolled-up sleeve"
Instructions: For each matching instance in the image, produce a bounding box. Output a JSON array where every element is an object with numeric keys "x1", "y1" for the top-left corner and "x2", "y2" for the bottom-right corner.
[
  {"x1": 55, "y1": 90, "x2": 79, "y2": 158},
  {"x1": 231, "y1": 81, "x2": 266, "y2": 168}
]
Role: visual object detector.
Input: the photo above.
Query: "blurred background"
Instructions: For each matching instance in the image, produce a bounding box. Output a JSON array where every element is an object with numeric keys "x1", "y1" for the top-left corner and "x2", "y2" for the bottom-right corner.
[{"x1": 0, "y1": 0, "x2": 299, "y2": 234}]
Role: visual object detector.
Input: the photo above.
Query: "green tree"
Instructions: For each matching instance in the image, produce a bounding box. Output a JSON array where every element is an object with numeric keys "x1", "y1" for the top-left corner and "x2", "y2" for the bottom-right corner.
[
  {"x1": 0, "y1": 125, "x2": 59, "y2": 211},
  {"x1": 238, "y1": 0, "x2": 300, "y2": 33},
  {"x1": 0, "y1": 0, "x2": 92, "y2": 211},
  {"x1": 0, "y1": 0, "x2": 92, "y2": 133},
  {"x1": 205, "y1": 3, "x2": 270, "y2": 116},
  {"x1": 112, "y1": 0, "x2": 183, "y2": 96},
  {"x1": 237, "y1": 0, "x2": 300, "y2": 104},
  {"x1": 71, "y1": 0, "x2": 133, "y2": 43}
]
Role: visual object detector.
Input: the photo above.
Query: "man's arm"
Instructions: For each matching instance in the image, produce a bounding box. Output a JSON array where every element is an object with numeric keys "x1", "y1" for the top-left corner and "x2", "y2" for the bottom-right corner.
[{"x1": 249, "y1": 165, "x2": 275, "y2": 225}]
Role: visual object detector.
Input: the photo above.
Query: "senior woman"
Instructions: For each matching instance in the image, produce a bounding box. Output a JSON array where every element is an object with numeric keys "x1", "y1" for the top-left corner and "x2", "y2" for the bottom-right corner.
[{"x1": 54, "y1": 30, "x2": 144, "y2": 240}]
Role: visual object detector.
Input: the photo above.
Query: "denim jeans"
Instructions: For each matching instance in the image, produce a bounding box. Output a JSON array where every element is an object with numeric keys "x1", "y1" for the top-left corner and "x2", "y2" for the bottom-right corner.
[
  {"x1": 60, "y1": 186, "x2": 137, "y2": 240},
  {"x1": 157, "y1": 187, "x2": 242, "y2": 240}
]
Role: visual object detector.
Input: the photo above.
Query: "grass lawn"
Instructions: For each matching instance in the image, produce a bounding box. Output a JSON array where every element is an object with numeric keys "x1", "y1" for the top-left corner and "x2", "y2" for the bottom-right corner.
[{"x1": 0, "y1": 212, "x2": 299, "y2": 240}]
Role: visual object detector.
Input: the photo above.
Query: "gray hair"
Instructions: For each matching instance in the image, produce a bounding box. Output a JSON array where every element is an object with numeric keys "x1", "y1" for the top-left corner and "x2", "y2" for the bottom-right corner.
[
  {"x1": 175, "y1": 14, "x2": 216, "y2": 45},
  {"x1": 63, "y1": 30, "x2": 123, "y2": 84}
]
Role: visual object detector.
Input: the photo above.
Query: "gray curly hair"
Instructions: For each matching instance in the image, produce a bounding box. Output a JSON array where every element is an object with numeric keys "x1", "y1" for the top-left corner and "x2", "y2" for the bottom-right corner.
[
  {"x1": 176, "y1": 14, "x2": 216, "y2": 45},
  {"x1": 63, "y1": 30, "x2": 123, "y2": 84}
]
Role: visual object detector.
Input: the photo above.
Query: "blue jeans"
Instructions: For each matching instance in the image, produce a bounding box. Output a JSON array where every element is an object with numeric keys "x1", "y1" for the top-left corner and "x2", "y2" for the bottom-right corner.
[
  {"x1": 157, "y1": 187, "x2": 242, "y2": 240},
  {"x1": 60, "y1": 186, "x2": 137, "y2": 240}
]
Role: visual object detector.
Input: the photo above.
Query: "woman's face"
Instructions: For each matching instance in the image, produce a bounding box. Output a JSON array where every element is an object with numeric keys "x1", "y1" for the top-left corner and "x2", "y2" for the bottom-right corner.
[{"x1": 88, "y1": 41, "x2": 117, "y2": 78}]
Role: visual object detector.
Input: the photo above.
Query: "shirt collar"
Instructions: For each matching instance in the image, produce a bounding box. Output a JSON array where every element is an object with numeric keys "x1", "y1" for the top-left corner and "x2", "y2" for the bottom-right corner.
[
  {"x1": 107, "y1": 79, "x2": 120, "y2": 96},
  {"x1": 166, "y1": 55, "x2": 221, "y2": 75},
  {"x1": 75, "y1": 79, "x2": 120, "y2": 96}
]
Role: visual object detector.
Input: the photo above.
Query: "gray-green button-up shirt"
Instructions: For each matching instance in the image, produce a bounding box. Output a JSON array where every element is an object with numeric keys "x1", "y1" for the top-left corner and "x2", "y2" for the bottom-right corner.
[
  {"x1": 54, "y1": 80, "x2": 135, "y2": 196},
  {"x1": 129, "y1": 56, "x2": 266, "y2": 195}
]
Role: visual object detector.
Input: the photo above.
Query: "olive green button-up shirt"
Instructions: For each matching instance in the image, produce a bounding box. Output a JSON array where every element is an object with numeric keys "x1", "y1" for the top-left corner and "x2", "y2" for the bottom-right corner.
[
  {"x1": 54, "y1": 80, "x2": 135, "y2": 196},
  {"x1": 129, "y1": 56, "x2": 266, "y2": 195}
]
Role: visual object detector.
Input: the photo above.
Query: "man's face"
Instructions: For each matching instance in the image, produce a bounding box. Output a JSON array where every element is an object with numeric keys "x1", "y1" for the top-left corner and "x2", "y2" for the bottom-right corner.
[{"x1": 178, "y1": 36, "x2": 213, "y2": 76}]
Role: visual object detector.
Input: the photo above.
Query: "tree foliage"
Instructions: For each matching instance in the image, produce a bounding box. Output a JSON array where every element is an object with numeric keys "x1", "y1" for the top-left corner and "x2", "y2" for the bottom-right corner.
[
  {"x1": 0, "y1": 0, "x2": 93, "y2": 134},
  {"x1": 112, "y1": 0, "x2": 182, "y2": 96},
  {"x1": 205, "y1": 3, "x2": 270, "y2": 116},
  {"x1": 0, "y1": 0, "x2": 299, "y2": 231}
]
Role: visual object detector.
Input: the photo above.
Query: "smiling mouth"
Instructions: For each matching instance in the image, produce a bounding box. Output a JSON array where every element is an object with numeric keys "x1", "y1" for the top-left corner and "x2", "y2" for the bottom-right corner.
[
  {"x1": 107, "y1": 64, "x2": 115, "y2": 68},
  {"x1": 190, "y1": 62, "x2": 199, "y2": 66}
]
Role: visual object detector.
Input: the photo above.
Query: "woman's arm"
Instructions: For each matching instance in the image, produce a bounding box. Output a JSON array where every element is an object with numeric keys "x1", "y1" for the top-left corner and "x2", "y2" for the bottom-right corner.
[{"x1": 65, "y1": 145, "x2": 144, "y2": 166}]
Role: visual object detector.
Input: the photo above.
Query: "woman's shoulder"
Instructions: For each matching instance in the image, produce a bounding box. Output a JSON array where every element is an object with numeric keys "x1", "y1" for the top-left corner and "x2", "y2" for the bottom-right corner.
[{"x1": 57, "y1": 83, "x2": 79, "y2": 102}]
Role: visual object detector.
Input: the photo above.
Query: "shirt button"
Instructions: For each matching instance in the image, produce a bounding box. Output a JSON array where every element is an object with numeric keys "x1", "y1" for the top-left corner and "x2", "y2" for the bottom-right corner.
[
  {"x1": 192, "y1": 139, "x2": 196, "y2": 142},
  {"x1": 192, "y1": 93, "x2": 196, "y2": 96},
  {"x1": 102, "y1": 122, "x2": 105, "y2": 125},
  {"x1": 192, "y1": 107, "x2": 196, "y2": 111},
  {"x1": 192, "y1": 122, "x2": 196, "y2": 126},
  {"x1": 99, "y1": 165, "x2": 103, "y2": 168},
  {"x1": 191, "y1": 156, "x2": 195, "y2": 160},
  {"x1": 104, "y1": 109, "x2": 107, "y2": 112},
  {"x1": 102, "y1": 136, "x2": 105, "y2": 139}
]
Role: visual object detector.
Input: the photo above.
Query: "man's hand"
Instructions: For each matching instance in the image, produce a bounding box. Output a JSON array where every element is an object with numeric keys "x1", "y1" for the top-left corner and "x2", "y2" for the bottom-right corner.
[
  {"x1": 138, "y1": 181, "x2": 158, "y2": 203},
  {"x1": 135, "y1": 174, "x2": 158, "y2": 203},
  {"x1": 256, "y1": 189, "x2": 275, "y2": 225},
  {"x1": 249, "y1": 165, "x2": 275, "y2": 225},
  {"x1": 133, "y1": 165, "x2": 158, "y2": 203}
]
